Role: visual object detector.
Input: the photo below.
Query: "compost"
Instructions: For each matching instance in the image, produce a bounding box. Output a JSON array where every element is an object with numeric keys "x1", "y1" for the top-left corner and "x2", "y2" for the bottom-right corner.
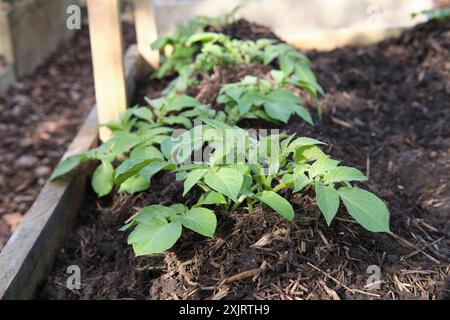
[{"x1": 40, "y1": 20, "x2": 449, "y2": 300}]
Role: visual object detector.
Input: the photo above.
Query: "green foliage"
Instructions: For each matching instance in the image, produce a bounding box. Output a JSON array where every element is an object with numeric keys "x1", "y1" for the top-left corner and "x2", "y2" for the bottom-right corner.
[
  {"x1": 50, "y1": 106, "x2": 176, "y2": 197},
  {"x1": 217, "y1": 75, "x2": 313, "y2": 125},
  {"x1": 157, "y1": 31, "x2": 323, "y2": 107},
  {"x1": 151, "y1": 6, "x2": 242, "y2": 79},
  {"x1": 121, "y1": 204, "x2": 216, "y2": 255},
  {"x1": 50, "y1": 11, "x2": 391, "y2": 257},
  {"x1": 412, "y1": 7, "x2": 450, "y2": 21},
  {"x1": 168, "y1": 120, "x2": 390, "y2": 234}
]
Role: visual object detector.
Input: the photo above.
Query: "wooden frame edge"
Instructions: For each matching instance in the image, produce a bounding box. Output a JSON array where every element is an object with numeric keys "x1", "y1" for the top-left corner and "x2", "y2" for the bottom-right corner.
[{"x1": 0, "y1": 44, "x2": 144, "y2": 300}]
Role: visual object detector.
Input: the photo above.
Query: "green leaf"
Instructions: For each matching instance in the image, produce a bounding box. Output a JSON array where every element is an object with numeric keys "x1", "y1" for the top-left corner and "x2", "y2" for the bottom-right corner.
[
  {"x1": 92, "y1": 160, "x2": 115, "y2": 197},
  {"x1": 128, "y1": 220, "x2": 182, "y2": 256},
  {"x1": 267, "y1": 89, "x2": 302, "y2": 105},
  {"x1": 114, "y1": 159, "x2": 153, "y2": 185},
  {"x1": 204, "y1": 168, "x2": 243, "y2": 202},
  {"x1": 263, "y1": 101, "x2": 291, "y2": 123},
  {"x1": 50, "y1": 154, "x2": 86, "y2": 180},
  {"x1": 133, "y1": 107, "x2": 153, "y2": 122},
  {"x1": 130, "y1": 145, "x2": 164, "y2": 161},
  {"x1": 196, "y1": 191, "x2": 227, "y2": 206},
  {"x1": 167, "y1": 95, "x2": 202, "y2": 112},
  {"x1": 338, "y1": 187, "x2": 390, "y2": 233},
  {"x1": 293, "y1": 145, "x2": 327, "y2": 163},
  {"x1": 109, "y1": 132, "x2": 143, "y2": 155},
  {"x1": 309, "y1": 157, "x2": 340, "y2": 178},
  {"x1": 294, "y1": 106, "x2": 314, "y2": 125},
  {"x1": 285, "y1": 137, "x2": 325, "y2": 154},
  {"x1": 293, "y1": 168, "x2": 311, "y2": 192},
  {"x1": 118, "y1": 174, "x2": 150, "y2": 195},
  {"x1": 183, "y1": 169, "x2": 208, "y2": 196},
  {"x1": 324, "y1": 167, "x2": 368, "y2": 185},
  {"x1": 238, "y1": 92, "x2": 266, "y2": 114},
  {"x1": 315, "y1": 182, "x2": 339, "y2": 226},
  {"x1": 178, "y1": 207, "x2": 217, "y2": 238},
  {"x1": 140, "y1": 161, "x2": 170, "y2": 180},
  {"x1": 161, "y1": 115, "x2": 192, "y2": 129},
  {"x1": 257, "y1": 191, "x2": 294, "y2": 221}
]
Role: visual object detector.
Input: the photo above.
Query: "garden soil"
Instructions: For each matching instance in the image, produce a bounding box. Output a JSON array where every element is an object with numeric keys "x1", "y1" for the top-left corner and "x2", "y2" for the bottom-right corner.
[{"x1": 40, "y1": 20, "x2": 449, "y2": 300}]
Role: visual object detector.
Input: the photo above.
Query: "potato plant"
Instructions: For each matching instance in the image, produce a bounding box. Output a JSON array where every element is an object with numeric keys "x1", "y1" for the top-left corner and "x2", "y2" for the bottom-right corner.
[
  {"x1": 121, "y1": 119, "x2": 389, "y2": 255},
  {"x1": 159, "y1": 31, "x2": 324, "y2": 108},
  {"x1": 217, "y1": 74, "x2": 313, "y2": 125}
]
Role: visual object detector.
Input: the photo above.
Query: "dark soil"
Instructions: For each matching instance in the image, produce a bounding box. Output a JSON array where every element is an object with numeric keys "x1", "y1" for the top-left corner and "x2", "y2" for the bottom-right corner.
[
  {"x1": 213, "y1": 18, "x2": 281, "y2": 42},
  {"x1": 0, "y1": 23, "x2": 136, "y2": 250},
  {"x1": 40, "y1": 20, "x2": 449, "y2": 300}
]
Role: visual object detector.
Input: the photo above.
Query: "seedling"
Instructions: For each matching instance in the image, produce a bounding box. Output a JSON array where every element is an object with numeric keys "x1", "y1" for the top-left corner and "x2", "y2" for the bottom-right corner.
[
  {"x1": 217, "y1": 73, "x2": 313, "y2": 125},
  {"x1": 120, "y1": 204, "x2": 217, "y2": 256},
  {"x1": 168, "y1": 119, "x2": 390, "y2": 234}
]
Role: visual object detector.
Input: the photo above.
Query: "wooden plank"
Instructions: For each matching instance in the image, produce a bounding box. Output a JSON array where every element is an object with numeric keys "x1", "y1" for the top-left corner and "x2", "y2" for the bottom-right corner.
[
  {"x1": 0, "y1": 65, "x2": 16, "y2": 95},
  {"x1": 0, "y1": 108, "x2": 99, "y2": 300},
  {"x1": 0, "y1": 43, "x2": 143, "y2": 300},
  {"x1": 134, "y1": 0, "x2": 159, "y2": 69},
  {"x1": 87, "y1": 0, "x2": 128, "y2": 142}
]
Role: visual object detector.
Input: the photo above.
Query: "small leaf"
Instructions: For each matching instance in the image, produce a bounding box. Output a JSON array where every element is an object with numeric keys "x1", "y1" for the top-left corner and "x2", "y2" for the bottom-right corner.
[
  {"x1": 324, "y1": 167, "x2": 368, "y2": 184},
  {"x1": 204, "y1": 168, "x2": 244, "y2": 202},
  {"x1": 178, "y1": 207, "x2": 217, "y2": 238},
  {"x1": 263, "y1": 101, "x2": 291, "y2": 123},
  {"x1": 118, "y1": 174, "x2": 150, "y2": 195},
  {"x1": 293, "y1": 169, "x2": 311, "y2": 192},
  {"x1": 196, "y1": 191, "x2": 227, "y2": 206},
  {"x1": 130, "y1": 145, "x2": 164, "y2": 161},
  {"x1": 294, "y1": 106, "x2": 314, "y2": 125},
  {"x1": 315, "y1": 182, "x2": 339, "y2": 226},
  {"x1": 128, "y1": 220, "x2": 182, "y2": 256},
  {"x1": 338, "y1": 187, "x2": 390, "y2": 233},
  {"x1": 257, "y1": 191, "x2": 294, "y2": 221},
  {"x1": 238, "y1": 92, "x2": 266, "y2": 114},
  {"x1": 140, "y1": 161, "x2": 170, "y2": 180},
  {"x1": 133, "y1": 107, "x2": 153, "y2": 122},
  {"x1": 114, "y1": 159, "x2": 153, "y2": 185},
  {"x1": 167, "y1": 95, "x2": 201, "y2": 112},
  {"x1": 285, "y1": 137, "x2": 325, "y2": 154},
  {"x1": 309, "y1": 157, "x2": 340, "y2": 178},
  {"x1": 92, "y1": 160, "x2": 114, "y2": 197},
  {"x1": 183, "y1": 169, "x2": 208, "y2": 196},
  {"x1": 50, "y1": 154, "x2": 86, "y2": 180}
]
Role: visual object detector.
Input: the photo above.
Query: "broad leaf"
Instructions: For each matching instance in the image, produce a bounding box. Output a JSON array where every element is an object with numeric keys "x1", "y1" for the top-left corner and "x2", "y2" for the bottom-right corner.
[
  {"x1": 204, "y1": 168, "x2": 244, "y2": 202},
  {"x1": 118, "y1": 174, "x2": 150, "y2": 195},
  {"x1": 50, "y1": 154, "x2": 86, "y2": 180},
  {"x1": 338, "y1": 187, "x2": 390, "y2": 233},
  {"x1": 178, "y1": 208, "x2": 217, "y2": 237},
  {"x1": 257, "y1": 191, "x2": 294, "y2": 221},
  {"x1": 324, "y1": 167, "x2": 368, "y2": 184},
  {"x1": 92, "y1": 160, "x2": 114, "y2": 197},
  {"x1": 128, "y1": 220, "x2": 182, "y2": 256},
  {"x1": 308, "y1": 157, "x2": 340, "y2": 178},
  {"x1": 196, "y1": 191, "x2": 227, "y2": 206},
  {"x1": 183, "y1": 169, "x2": 208, "y2": 196},
  {"x1": 315, "y1": 182, "x2": 339, "y2": 226}
]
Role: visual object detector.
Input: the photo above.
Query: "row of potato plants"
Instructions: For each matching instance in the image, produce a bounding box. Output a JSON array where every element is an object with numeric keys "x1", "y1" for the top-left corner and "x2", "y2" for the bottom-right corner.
[{"x1": 51, "y1": 14, "x2": 390, "y2": 256}]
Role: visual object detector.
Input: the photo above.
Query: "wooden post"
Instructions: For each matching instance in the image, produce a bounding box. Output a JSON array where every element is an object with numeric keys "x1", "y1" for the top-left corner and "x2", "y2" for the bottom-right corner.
[
  {"x1": 87, "y1": 0, "x2": 128, "y2": 142},
  {"x1": 134, "y1": 0, "x2": 159, "y2": 68}
]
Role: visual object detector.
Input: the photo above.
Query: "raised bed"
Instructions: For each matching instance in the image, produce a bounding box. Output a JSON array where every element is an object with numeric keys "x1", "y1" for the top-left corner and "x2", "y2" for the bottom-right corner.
[
  {"x1": 1, "y1": 12, "x2": 448, "y2": 300},
  {"x1": 0, "y1": 45, "x2": 144, "y2": 299}
]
